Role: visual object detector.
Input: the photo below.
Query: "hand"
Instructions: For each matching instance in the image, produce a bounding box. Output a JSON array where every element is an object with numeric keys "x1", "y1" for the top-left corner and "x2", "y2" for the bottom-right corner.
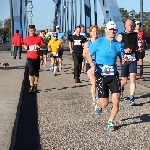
[
  {"x1": 124, "y1": 48, "x2": 132, "y2": 53},
  {"x1": 138, "y1": 47, "x2": 143, "y2": 52},
  {"x1": 70, "y1": 49, "x2": 73, "y2": 53},
  {"x1": 36, "y1": 45, "x2": 40, "y2": 48},
  {"x1": 122, "y1": 54, "x2": 128, "y2": 65},
  {"x1": 24, "y1": 45, "x2": 27, "y2": 50}
]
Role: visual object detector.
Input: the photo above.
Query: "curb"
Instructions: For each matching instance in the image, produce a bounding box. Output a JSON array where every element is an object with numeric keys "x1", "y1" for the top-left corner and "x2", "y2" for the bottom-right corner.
[{"x1": 9, "y1": 63, "x2": 28, "y2": 150}]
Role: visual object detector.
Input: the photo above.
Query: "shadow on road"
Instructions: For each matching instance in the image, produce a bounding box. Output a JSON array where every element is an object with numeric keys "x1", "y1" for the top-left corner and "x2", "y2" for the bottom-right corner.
[{"x1": 10, "y1": 66, "x2": 41, "y2": 150}]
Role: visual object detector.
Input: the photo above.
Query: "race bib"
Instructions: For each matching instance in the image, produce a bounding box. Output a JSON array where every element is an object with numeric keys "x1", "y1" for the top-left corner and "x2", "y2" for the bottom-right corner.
[
  {"x1": 74, "y1": 40, "x2": 81, "y2": 45},
  {"x1": 29, "y1": 45, "x2": 37, "y2": 51},
  {"x1": 52, "y1": 52, "x2": 58, "y2": 56},
  {"x1": 101, "y1": 65, "x2": 114, "y2": 76},
  {"x1": 126, "y1": 53, "x2": 136, "y2": 61}
]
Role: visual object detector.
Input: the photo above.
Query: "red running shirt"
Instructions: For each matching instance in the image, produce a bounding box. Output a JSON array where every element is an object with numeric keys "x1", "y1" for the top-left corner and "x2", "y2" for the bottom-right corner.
[
  {"x1": 24, "y1": 35, "x2": 45, "y2": 59},
  {"x1": 137, "y1": 31, "x2": 146, "y2": 50}
]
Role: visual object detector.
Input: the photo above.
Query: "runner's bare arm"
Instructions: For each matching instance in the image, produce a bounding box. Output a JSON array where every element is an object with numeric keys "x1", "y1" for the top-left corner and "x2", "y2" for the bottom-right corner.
[
  {"x1": 48, "y1": 42, "x2": 51, "y2": 51},
  {"x1": 86, "y1": 50, "x2": 95, "y2": 74},
  {"x1": 83, "y1": 41, "x2": 88, "y2": 57},
  {"x1": 69, "y1": 41, "x2": 73, "y2": 53}
]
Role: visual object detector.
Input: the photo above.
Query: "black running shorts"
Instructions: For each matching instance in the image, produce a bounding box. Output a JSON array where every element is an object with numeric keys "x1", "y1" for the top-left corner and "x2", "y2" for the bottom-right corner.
[{"x1": 96, "y1": 73, "x2": 121, "y2": 98}]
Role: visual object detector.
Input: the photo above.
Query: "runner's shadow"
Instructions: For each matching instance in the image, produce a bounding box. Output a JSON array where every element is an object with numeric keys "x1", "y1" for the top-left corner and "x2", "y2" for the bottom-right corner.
[{"x1": 115, "y1": 114, "x2": 150, "y2": 130}]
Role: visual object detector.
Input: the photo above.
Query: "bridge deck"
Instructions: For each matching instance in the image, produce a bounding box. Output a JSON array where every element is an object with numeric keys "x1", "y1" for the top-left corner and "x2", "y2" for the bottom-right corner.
[{"x1": 0, "y1": 43, "x2": 150, "y2": 149}]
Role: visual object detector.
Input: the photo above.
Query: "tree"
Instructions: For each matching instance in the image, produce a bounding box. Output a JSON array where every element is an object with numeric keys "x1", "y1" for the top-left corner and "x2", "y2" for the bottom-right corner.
[
  {"x1": 3, "y1": 18, "x2": 11, "y2": 37},
  {"x1": 119, "y1": 8, "x2": 129, "y2": 23}
]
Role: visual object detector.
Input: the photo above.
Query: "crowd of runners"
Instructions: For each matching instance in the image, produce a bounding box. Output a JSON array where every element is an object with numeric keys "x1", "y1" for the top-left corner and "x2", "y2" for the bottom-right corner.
[{"x1": 12, "y1": 19, "x2": 146, "y2": 131}]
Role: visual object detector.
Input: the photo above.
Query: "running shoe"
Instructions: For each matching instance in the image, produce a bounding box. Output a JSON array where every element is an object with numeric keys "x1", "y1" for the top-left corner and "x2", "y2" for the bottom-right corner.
[
  {"x1": 33, "y1": 84, "x2": 37, "y2": 92},
  {"x1": 50, "y1": 66, "x2": 54, "y2": 72},
  {"x1": 54, "y1": 73, "x2": 57, "y2": 76},
  {"x1": 94, "y1": 104, "x2": 102, "y2": 115},
  {"x1": 130, "y1": 97, "x2": 135, "y2": 106},
  {"x1": 29, "y1": 86, "x2": 34, "y2": 93},
  {"x1": 107, "y1": 120, "x2": 115, "y2": 131},
  {"x1": 138, "y1": 76, "x2": 145, "y2": 81}
]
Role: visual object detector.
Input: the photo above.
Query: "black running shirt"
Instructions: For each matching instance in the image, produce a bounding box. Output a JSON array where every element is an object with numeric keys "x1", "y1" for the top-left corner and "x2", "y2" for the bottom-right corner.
[{"x1": 69, "y1": 34, "x2": 87, "y2": 55}]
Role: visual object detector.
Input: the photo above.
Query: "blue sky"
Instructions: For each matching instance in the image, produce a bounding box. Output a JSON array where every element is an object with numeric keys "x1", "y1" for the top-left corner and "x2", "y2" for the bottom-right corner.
[{"x1": 0, "y1": 0, "x2": 150, "y2": 30}]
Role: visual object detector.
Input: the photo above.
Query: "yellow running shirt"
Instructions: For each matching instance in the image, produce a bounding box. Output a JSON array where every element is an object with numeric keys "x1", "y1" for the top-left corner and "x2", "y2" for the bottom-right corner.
[{"x1": 48, "y1": 39, "x2": 62, "y2": 53}]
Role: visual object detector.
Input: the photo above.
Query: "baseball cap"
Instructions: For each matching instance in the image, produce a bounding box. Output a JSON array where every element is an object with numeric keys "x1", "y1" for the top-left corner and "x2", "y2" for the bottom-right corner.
[
  {"x1": 135, "y1": 21, "x2": 141, "y2": 24},
  {"x1": 106, "y1": 21, "x2": 117, "y2": 29},
  {"x1": 56, "y1": 25, "x2": 60, "y2": 28},
  {"x1": 53, "y1": 32, "x2": 58, "y2": 37}
]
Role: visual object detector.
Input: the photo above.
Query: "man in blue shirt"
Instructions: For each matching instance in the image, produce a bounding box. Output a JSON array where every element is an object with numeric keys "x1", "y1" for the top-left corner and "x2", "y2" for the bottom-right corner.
[{"x1": 86, "y1": 21, "x2": 127, "y2": 131}]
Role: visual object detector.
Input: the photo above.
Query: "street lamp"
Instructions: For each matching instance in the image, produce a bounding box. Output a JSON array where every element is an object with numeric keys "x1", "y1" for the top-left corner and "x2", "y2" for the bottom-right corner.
[
  {"x1": 26, "y1": 0, "x2": 33, "y2": 25},
  {"x1": 30, "y1": 4, "x2": 33, "y2": 9},
  {"x1": 140, "y1": 0, "x2": 143, "y2": 31},
  {"x1": 63, "y1": 0, "x2": 74, "y2": 33}
]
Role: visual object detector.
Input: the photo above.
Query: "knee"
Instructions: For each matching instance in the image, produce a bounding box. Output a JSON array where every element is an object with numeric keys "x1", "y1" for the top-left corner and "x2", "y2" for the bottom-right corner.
[
  {"x1": 122, "y1": 78, "x2": 127, "y2": 85},
  {"x1": 112, "y1": 94, "x2": 120, "y2": 107},
  {"x1": 101, "y1": 103, "x2": 108, "y2": 108},
  {"x1": 98, "y1": 98, "x2": 108, "y2": 108}
]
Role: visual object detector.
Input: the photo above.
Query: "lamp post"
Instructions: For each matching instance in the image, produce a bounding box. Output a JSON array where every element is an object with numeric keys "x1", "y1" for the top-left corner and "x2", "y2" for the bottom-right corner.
[
  {"x1": 63, "y1": 0, "x2": 74, "y2": 33},
  {"x1": 140, "y1": 0, "x2": 143, "y2": 31},
  {"x1": 26, "y1": 0, "x2": 33, "y2": 25}
]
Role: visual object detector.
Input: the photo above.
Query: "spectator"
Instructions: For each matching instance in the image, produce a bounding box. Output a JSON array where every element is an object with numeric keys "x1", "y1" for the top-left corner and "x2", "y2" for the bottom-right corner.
[{"x1": 12, "y1": 30, "x2": 23, "y2": 59}]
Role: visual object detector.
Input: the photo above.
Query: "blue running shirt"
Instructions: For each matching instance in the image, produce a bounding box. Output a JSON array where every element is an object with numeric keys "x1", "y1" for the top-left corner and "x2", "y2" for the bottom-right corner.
[{"x1": 89, "y1": 37, "x2": 124, "y2": 75}]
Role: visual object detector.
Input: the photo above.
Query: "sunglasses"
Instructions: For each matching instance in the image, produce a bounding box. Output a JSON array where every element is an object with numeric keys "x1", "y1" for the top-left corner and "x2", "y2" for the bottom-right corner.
[{"x1": 53, "y1": 36, "x2": 57, "y2": 37}]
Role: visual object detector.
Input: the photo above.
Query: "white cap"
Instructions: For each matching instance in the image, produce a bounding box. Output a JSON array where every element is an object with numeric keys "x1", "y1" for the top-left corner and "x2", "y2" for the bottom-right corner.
[
  {"x1": 135, "y1": 21, "x2": 141, "y2": 24},
  {"x1": 56, "y1": 25, "x2": 60, "y2": 28},
  {"x1": 106, "y1": 21, "x2": 117, "y2": 29}
]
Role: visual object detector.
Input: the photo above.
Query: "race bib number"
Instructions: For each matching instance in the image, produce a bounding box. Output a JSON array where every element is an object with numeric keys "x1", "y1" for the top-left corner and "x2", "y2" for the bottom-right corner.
[
  {"x1": 101, "y1": 65, "x2": 114, "y2": 76},
  {"x1": 29, "y1": 45, "x2": 37, "y2": 51},
  {"x1": 126, "y1": 53, "x2": 136, "y2": 61},
  {"x1": 74, "y1": 40, "x2": 81, "y2": 45},
  {"x1": 52, "y1": 52, "x2": 58, "y2": 56}
]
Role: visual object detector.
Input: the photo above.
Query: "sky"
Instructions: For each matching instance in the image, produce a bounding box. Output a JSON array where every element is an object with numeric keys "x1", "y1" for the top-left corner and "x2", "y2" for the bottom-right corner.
[{"x1": 0, "y1": 0, "x2": 150, "y2": 30}]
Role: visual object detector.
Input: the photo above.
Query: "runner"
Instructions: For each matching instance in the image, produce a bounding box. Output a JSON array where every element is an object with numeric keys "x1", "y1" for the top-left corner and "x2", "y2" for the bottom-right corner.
[
  {"x1": 48, "y1": 32, "x2": 62, "y2": 76},
  {"x1": 68, "y1": 26, "x2": 87, "y2": 83},
  {"x1": 23, "y1": 25, "x2": 45, "y2": 93},
  {"x1": 84, "y1": 25, "x2": 98, "y2": 106},
  {"x1": 55, "y1": 25, "x2": 66, "y2": 71},
  {"x1": 40, "y1": 30, "x2": 49, "y2": 67},
  {"x1": 45, "y1": 29, "x2": 51, "y2": 41},
  {"x1": 134, "y1": 21, "x2": 146, "y2": 81},
  {"x1": 86, "y1": 27, "x2": 90, "y2": 39},
  {"x1": 86, "y1": 21, "x2": 127, "y2": 131},
  {"x1": 117, "y1": 19, "x2": 138, "y2": 105}
]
